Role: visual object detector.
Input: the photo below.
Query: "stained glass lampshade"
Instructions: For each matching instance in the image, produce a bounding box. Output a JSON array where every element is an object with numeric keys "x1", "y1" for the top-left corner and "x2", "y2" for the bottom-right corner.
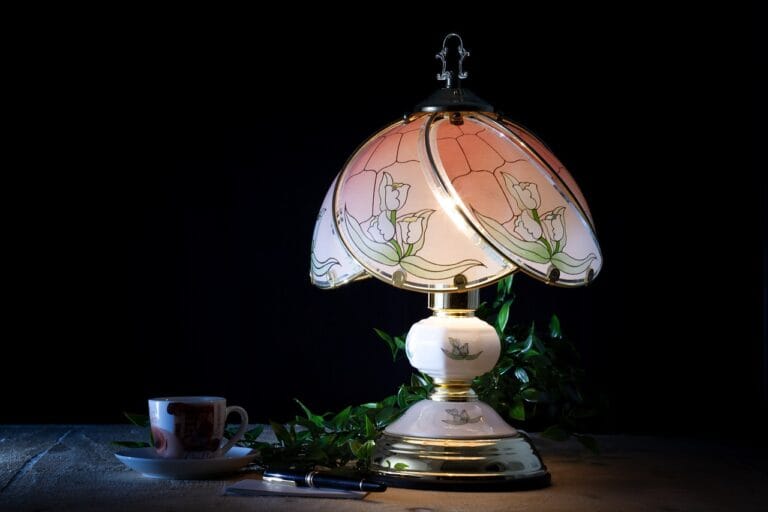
[{"x1": 310, "y1": 34, "x2": 602, "y2": 490}]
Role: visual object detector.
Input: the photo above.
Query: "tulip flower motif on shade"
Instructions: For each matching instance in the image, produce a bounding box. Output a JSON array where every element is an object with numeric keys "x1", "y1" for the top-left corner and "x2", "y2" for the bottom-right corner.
[
  {"x1": 474, "y1": 173, "x2": 597, "y2": 277},
  {"x1": 430, "y1": 113, "x2": 603, "y2": 285},
  {"x1": 320, "y1": 116, "x2": 514, "y2": 292},
  {"x1": 344, "y1": 171, "x2": 484, "y2": 280}
]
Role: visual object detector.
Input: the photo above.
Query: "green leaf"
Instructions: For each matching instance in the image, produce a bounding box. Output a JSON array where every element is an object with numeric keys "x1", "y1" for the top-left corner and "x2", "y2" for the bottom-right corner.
[
  {"x1": 522, "y1": 348, "x2": 541, "y2": 359},
  {"x1": 374, "y1": 328, "x2": 401, "y2": 361},
  {"x1": 111, "y1": 440, "x2": 151, "y2": 448},
  {"x1": 245, "y1": 425, "x2": 264, "y2": 439},
  {"x1": 514, "y1": 367, "x2": 530, "y2": 384},
  {"x1": 330, "y1": 406, "x2": 352, "y2": 430},
  {"x1": 399, "y1": 255, "x2": 484, "y2": 280},
  {"x1": 549, "y1": 314, "x2": 562, "y2": 339},
  {"x1": 375, "y1": 406, "x2": 399, "y2": 428},
  {"x1": 396, "y1": 385, "x2": 409, "y2": 409},
  {"x1": 395, "y1": 336, "x2": 406, "y2": 350},
  {"x1": 364, "y1": 414, "x2": 377, "y2": 439},
  {"x1": 227, "y1": 423, "x2": 264, "y2": 441},
  {"x1": 509, "y1": 401, "x2": 526, "y2": 421},
  {"x1": 295, "y1": 399, "x2": 326, "y2": 429},
  {"x1": 496, "y1": 299, "x2": 512, "y2": 334},
  {"x1": 410, "y1": 373, "x2": 429, "y2": 388},
  {"x1": 574, "y1": 434, "x2": 600, "y2": 454},
  {"x1": 521, "y1": 387, "x2": 539, "y2": 402},
  {"x1": 541, "y1": 425, "x2": 570, "y2": 441},
  {"x1": 496, "y1": 358, "x2": 515, "y2": 376},
  {"x1": 359, "y1": 440, "x2": 375, "y2": 459},
  {"x1": 348, "y1": 439, "x2": 362, "y2": 457},
  {"x1": 123, "y1": 412, "x2": 149, "y2": 427},
  {"x1": 270, "y1": 421, "x2": 293, "y2": 447},
  {"x1": 496, "y1": 275, "x2": 514, "y2": 299},
  {"x1": 393, "y1": 462, "x2": 409, "y2": 470},
  {"x1": 349, "y1": 439, "x2": 375, "y2": 459}
]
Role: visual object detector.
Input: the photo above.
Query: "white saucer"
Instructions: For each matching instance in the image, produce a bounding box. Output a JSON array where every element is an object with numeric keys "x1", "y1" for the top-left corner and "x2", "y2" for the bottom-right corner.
[{"x1": 115, "y1": 446, "x2": 257, "y2": 479}]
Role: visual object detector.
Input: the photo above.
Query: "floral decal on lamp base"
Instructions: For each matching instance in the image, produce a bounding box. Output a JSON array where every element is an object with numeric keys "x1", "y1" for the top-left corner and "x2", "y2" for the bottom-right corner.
[
  {"x1": 344, "y1": 171, "x2": 484, "y2": 281},
  {"x1": 442, "y1": 409, "x2": 482, "y2": 425},
  {"x1": 441, "y1": 338, "x2": 483, "y2": 360},
  {"x1": 475, "y1": 173, "x2": 597, "y2": 277}
]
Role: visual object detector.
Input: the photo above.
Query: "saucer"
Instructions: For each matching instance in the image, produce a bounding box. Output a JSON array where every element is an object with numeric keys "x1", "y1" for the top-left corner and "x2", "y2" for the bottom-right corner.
[{"x1": 115, "y1": 446, "x2": 257, "y2": 479}]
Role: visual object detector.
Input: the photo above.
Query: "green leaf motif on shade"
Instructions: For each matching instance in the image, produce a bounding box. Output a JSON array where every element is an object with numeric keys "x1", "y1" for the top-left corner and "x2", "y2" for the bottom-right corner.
[
  {"x1": 550, "y1": 251, "x2": 597, "y2": 274},
  {"x1": 310, "y1": 252, "x2": 340, "y2": 278},
  {"x1": 474, "y1": 211, "x2": 551, "y2": 262},
  {"x1": 399, "y1": 254, "x2": 484, "y2": 280}
]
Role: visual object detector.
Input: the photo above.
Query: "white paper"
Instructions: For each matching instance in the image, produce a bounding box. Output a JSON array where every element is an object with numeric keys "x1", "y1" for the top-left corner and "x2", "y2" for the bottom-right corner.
[{"x1": 224, "y1": 478, "x2": 368, "y2": 499}]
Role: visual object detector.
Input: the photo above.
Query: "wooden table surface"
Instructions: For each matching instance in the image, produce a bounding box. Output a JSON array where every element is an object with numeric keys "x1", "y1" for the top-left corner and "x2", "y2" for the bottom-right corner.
[{"x1": 1, "y1": 425, "x2": 765, "y2": 512}]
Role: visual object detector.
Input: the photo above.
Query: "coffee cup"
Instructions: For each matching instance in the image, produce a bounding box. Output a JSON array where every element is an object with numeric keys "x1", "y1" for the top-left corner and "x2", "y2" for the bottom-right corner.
[{"x1": 148, "y1": 396, "x2": 249, "y2": 459}]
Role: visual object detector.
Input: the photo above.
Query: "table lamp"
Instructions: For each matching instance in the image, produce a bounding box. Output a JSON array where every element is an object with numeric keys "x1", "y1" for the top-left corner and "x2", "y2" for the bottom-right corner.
[{"x1": 309, "y1": 34, "x2": 602, "y2": 490}]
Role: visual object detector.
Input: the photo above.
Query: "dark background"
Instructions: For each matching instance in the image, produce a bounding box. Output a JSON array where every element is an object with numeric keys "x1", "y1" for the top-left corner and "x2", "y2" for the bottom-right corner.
[{"x1": 5, "y1": 6, "x2": 764, "y2": 436}]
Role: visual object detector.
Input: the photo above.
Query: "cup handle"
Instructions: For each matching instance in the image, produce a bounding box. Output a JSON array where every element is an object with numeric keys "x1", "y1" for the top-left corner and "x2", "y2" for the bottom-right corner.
[{"x1": 217, "y1": 405, "x2": 249, "y2": 456}]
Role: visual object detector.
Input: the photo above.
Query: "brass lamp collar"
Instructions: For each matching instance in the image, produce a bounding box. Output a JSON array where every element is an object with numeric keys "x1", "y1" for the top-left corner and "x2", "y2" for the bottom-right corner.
[
  {"x1": 429, "y1": 290, "x2": 479, "y2": 317},
  {"x1": 431, "y1": 380, "x2": 478, "y2": 402}
]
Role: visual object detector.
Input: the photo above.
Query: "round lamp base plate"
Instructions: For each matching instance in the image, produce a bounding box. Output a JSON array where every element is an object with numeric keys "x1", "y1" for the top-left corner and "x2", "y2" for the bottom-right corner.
[{"x1": 371, "y1": 431, "x2": 551, "y2": 491}]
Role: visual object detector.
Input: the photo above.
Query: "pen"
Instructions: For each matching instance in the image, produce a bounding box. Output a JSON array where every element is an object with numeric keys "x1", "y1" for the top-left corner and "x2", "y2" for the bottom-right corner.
[{"x1": 263, "y1": 469, "x2": 387, "y2": 492}]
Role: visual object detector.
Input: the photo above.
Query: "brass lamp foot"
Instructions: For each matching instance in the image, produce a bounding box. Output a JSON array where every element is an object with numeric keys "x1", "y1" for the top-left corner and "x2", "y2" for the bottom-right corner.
[{"x1": 371, "y1": 431, "x2": 550, "y2": 491}]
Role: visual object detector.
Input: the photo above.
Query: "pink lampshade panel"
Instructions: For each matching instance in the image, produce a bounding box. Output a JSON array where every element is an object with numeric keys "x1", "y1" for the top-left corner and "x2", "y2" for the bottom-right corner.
[
  {"x1": 332, "y1": 114, "x2": 515, "y2": 292},
  {"x1": 426, "y1": 113, "x2": 602, "y2": 286}
]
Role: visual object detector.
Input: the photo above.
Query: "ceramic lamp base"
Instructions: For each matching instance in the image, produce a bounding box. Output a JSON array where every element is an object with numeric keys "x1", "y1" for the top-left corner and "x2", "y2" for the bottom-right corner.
[{"x1": 371, "y1": 398, "x2": 549, "y2": 490}]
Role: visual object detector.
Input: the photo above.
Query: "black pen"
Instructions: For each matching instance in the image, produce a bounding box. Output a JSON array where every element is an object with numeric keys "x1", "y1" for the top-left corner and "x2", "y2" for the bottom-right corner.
[{"x1": 263, "y1": 469, "x2": 387, "y2": 492}]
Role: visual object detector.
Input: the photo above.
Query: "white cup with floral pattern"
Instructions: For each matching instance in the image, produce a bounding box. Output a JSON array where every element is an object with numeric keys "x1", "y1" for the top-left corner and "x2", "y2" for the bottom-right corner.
[{"x1": 148, "y1": 396, "x2": 248, "y2": 459}]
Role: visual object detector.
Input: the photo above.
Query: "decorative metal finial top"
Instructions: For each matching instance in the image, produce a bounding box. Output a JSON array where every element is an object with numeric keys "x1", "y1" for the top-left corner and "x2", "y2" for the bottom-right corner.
[
  {"x1": 415, "y1": 33, "x2": 493, "y2": 113},
  {"x1": 436, "y1": 33, "x2": 470, "y2": 89}
]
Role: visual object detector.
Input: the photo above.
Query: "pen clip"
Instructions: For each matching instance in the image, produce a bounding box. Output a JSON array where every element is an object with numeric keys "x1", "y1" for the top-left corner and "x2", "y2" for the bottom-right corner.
[{"x1": 262, "y1": 475, "x2": 297, "y2": 487}]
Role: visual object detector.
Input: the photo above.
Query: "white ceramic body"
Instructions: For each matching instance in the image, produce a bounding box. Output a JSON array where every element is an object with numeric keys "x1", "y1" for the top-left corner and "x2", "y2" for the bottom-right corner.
[
  {"x1": 148, "y1": 396, "x2": 248, "y2": 459},
  {"x1": 406, "y1": 315, "x2": 500, "y2": 382}
]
